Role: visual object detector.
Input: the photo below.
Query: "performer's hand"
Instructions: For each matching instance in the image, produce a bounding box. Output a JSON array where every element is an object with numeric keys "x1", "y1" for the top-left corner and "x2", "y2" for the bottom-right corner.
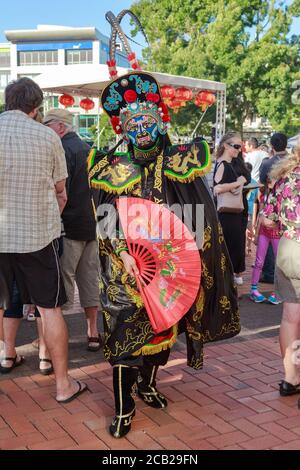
[{"x1": 120, "y1": 252, "x2": 139, "y2": 277}]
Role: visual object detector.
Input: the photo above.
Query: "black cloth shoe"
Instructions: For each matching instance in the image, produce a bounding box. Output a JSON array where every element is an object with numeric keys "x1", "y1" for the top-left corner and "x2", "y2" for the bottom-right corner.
[
  {"x1": 138, "y1": 388, "x2": 168, "y2": 408},
  {"x1": 110, "y1": 366, "x2": 138, "y2": 438},
  {"x1": 138, "y1": 364, "x2": 168, "y2": 409},
  {"x1": 279, "y1": 380, "x2": 300, "y2": 396},
  {"x1": 109, "y1": 408, "x2": 135, "y2": 438}
]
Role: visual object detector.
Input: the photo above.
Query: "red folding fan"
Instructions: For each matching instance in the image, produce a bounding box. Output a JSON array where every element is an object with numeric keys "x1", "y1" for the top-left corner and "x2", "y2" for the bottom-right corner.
[{"x1": 117, "y1": 197, "x2": 201, "y2": 333}]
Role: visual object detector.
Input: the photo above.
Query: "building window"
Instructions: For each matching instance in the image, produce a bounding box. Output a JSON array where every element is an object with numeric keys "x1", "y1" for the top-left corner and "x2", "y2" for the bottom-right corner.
[
  {"x1": 79, "y1": 115, "x2": 97, "y2": 139},
  {"x1": 18, "y1": 73, "x2": 40, "y2": 80},
  {"x1": 0, "y1": 71, "x2": 11, "y2": 89},
  {"x1": 65, "y1": 49, "x2": 92, "y2": 65},
  {"x1": 18, "y1": 50, "x2": 58, "y2": 66},
  {"x1": 0, "y1": 49, "x2": 10, "y2": 67}
]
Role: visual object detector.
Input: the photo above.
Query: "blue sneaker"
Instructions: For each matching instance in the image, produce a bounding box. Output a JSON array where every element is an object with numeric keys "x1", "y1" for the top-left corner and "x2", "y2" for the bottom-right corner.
[
  {"x1": 267, "y1": 293, "x2": 282, "y2": 305},
  {"x1": 249, "y1": 291, "x2": 267, "y2": 303}
]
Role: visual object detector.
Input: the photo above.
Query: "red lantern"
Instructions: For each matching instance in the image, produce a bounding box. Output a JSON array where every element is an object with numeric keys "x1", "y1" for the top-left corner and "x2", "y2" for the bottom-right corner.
[
  {"x1": 59, "y1": 94, "x2": 74, "y2": 108},
  {"x1": 80, "y1": 97, "x2": 95, "y2": 111},
  {"x1": 161, "y1": 85, "x2": 175, "y2": 101},
  {"x1": 167, "y1": 99, "x2": 186, "y2": 113},
  {"x1": 195, "y1": 91, "x2": 216, "y2": 111},
  {"x1": 175, "y1": 87, "x2": 193, "y2": 101}
]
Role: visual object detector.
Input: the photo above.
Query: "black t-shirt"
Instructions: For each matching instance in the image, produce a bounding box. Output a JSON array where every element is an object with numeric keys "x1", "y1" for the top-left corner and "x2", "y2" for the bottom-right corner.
[
  {"x1": 259, "y1": 154, "x2": 287, "y2": 184},
  {"x1": 61, "y1": 132, "x2": 96, "y2": 241}
]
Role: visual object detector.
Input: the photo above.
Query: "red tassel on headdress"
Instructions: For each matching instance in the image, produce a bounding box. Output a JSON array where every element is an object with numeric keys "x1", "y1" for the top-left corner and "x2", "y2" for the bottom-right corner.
[
  {"x1": 158, "y1": 101, "x2": 170, "y2": 123},
  {"x1": 127, "y1": 52, "x2": 141, "y2": 71},
  {"x1": 107, "y1": 59, "x2": 118, "y2": 79},
  {"x1": 110, "y1": 115, "x2": 122, "y2": 134}
]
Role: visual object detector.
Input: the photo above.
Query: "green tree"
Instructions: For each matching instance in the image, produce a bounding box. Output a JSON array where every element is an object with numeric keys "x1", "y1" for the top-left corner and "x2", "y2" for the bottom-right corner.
[
  {"x1": 89, "y1": 113, "x2": 116, "y2": 149},
  {"x1": 131, "y1": 0, "x2": 300, "y2": 136}
]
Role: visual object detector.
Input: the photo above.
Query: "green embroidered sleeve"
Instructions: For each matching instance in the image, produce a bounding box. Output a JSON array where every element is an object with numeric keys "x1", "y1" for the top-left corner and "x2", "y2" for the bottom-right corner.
[
  {"x1": 164, "y1": 141, "x2": 211, "y2": 183},
  {"x1": 87, "y1": 148, "x2": 141, "y2": 195},
  {"x1": 114, "y1": 239, "x2": 129, "y2": 256}
]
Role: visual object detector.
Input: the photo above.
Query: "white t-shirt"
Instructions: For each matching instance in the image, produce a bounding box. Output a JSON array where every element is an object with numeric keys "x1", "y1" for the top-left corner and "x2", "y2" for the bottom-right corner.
[{"x1": 245, "y1": 150, "x2": 269, "y2": 182}]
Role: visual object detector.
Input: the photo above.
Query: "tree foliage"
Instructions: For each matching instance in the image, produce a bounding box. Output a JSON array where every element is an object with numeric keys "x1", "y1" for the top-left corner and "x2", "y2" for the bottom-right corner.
[
  {"x1": 131, "y1": 0, "x2": 300, "y2": 136},
  {"x1": 89, "y1": 112, "x2": 116, "y2": 149}
]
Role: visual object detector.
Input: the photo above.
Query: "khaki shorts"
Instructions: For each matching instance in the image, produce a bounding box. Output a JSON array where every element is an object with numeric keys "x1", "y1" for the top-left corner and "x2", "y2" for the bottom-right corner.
[
  {"x1": 60, "y1": 238, "x2": 100, "y2": 309},
  {"x1": 275, "y1": 237, "x2": 300, "y2": 303}
]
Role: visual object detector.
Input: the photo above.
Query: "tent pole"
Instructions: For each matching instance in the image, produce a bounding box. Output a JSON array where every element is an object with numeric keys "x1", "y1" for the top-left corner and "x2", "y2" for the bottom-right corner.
[{"x1": 191, "y1": 107, "x2": 208, "y2": 140}]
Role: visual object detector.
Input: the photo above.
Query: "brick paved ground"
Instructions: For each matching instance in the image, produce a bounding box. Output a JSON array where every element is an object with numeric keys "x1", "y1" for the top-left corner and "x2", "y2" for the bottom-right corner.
[{"x1": 1, "y1": 254, "x2": 300, "y2": 450}]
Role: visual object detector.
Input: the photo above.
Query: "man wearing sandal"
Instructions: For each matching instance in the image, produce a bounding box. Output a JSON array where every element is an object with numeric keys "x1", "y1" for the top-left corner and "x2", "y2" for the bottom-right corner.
[
  {"x1": 0, "y1": 284, "x2": 53, "y2": 375},
  {"x1": 0, "y1": 78, "x2": 88, "y2": 403},
  {"x1": 43, "y1": 109, "x2": 102, "y2": 352}
]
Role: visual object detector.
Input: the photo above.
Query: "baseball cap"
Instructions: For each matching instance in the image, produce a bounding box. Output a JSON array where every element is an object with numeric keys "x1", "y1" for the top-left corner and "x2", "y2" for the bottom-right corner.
[{"x1": 43, "y1": 108, "x2": 73, "y2": 126}]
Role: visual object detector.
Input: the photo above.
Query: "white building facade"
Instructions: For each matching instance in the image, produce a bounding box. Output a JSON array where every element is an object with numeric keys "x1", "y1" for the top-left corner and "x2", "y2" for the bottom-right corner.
[{"x1": 0, "y1": 25, "x2": 128, "y2": 140}]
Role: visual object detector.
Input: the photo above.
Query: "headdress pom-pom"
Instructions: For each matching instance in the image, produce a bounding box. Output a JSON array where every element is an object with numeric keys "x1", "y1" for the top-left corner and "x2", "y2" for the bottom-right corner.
[
  {"x1": 124, "y1": 89, "x2": 138, "y2": 103},
  {"x1": 146, "y1": 92, "x2": 160, "y2": 103}
]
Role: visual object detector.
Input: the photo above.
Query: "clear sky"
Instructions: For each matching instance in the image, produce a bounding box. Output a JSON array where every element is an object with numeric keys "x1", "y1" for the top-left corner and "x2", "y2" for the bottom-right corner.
[
  {"x1": 1, "y1": 0, "x2": 299, "y2": 43},
  {"x1": 0, "y1": 0, "x2": 138, "y2": 41}
]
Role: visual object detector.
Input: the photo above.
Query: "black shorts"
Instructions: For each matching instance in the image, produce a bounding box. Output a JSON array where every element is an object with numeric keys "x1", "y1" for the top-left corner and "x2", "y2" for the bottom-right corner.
[
  {"x1": 3, "y1": 282, "x2": 23, "y2": 319},
  {"x1": 0, "y1": 240, "x2": 67, "y2": 310}
]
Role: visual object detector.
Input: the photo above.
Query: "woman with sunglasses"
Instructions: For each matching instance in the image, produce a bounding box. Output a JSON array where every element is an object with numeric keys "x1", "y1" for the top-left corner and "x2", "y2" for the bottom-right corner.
[{"x1": 214, "y1": 132, "x2": 250, "y2": 285}]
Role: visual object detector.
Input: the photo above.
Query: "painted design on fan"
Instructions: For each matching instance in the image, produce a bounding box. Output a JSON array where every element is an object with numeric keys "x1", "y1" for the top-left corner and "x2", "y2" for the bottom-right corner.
[
  {"x1": 159, "y1": 285, "x2": 184, "y2": 308},
  {"x1": 161, "y1": 260, "x2": 176, "y2": 277},
  {"x1": 131, "y1": 216, "x2": 163, "y2": 243},
  {"x1": 154, "y1": 241, "x2": 180, "y2": 259}
]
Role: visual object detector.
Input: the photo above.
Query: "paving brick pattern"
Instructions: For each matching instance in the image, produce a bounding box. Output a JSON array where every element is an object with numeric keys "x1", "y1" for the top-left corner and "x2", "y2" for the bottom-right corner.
[{"x1": 1, "y1": 254, "x2": 300, "y2": 450}]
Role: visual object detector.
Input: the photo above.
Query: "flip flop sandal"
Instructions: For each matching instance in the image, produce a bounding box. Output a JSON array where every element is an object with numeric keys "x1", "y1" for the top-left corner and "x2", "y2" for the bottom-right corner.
[
  {"x1": 0, "y1": 355, "x2": 25, "y2": 374},
  {"x1": 39, "y1": 358, "x2": 54, "y2": 376},
  {"x1": 56, "y1": 381, "x2": 89, "y2": 404},
  {"x1": 87, "y1": 335, "x2": 102, "y2": 352}
]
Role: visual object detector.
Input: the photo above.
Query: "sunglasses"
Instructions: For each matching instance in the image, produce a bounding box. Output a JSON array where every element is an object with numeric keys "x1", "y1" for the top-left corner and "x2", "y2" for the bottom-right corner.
[{"x1": 227, "y1": 143, "x2": 242, "y2": 150}]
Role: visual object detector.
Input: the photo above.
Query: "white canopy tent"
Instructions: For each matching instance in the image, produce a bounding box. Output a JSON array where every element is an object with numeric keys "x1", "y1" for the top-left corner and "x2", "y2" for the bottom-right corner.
[{"x1": 36, "y1": 64, "x2": 226, "y2": 143}]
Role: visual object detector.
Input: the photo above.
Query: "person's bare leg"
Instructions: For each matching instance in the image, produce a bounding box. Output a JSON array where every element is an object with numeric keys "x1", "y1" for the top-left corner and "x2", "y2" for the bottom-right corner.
[
  {"x1": 36, "y1": 317, "x2": 52, "y2": 372},
  {"x1": 279, "y1": 302, "x2": 300, "y2": 385},
  {"x1": 37, "y1": 306, "x2": 85, "y2": 400},
  {"x1": 1, "y1": 318, "x2": 21, "y2": 367},
  {"x1": 0, "y1": 309, "x2": 4, "y2": 344},
  {"x1": 84, "y1": 306, "x2": 99, "y2": 338}
]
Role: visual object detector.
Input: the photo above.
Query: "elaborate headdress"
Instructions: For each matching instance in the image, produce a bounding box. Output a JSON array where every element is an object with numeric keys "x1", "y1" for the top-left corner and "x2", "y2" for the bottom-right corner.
[{"x1": 101, "y1": 11, "x2": 170, "y2": 140}]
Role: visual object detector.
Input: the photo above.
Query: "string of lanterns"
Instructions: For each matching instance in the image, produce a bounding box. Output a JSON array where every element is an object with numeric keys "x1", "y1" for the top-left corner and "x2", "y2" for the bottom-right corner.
[
  {"x1": 58, "y1": 86, "x2": 215, "y2": 113},
  {"x1": 58, "y1": 94, "x2": 95, "y2": 111},
  {"x1": 160, "y1": 85, "x2": 216, "y2": 112}
]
